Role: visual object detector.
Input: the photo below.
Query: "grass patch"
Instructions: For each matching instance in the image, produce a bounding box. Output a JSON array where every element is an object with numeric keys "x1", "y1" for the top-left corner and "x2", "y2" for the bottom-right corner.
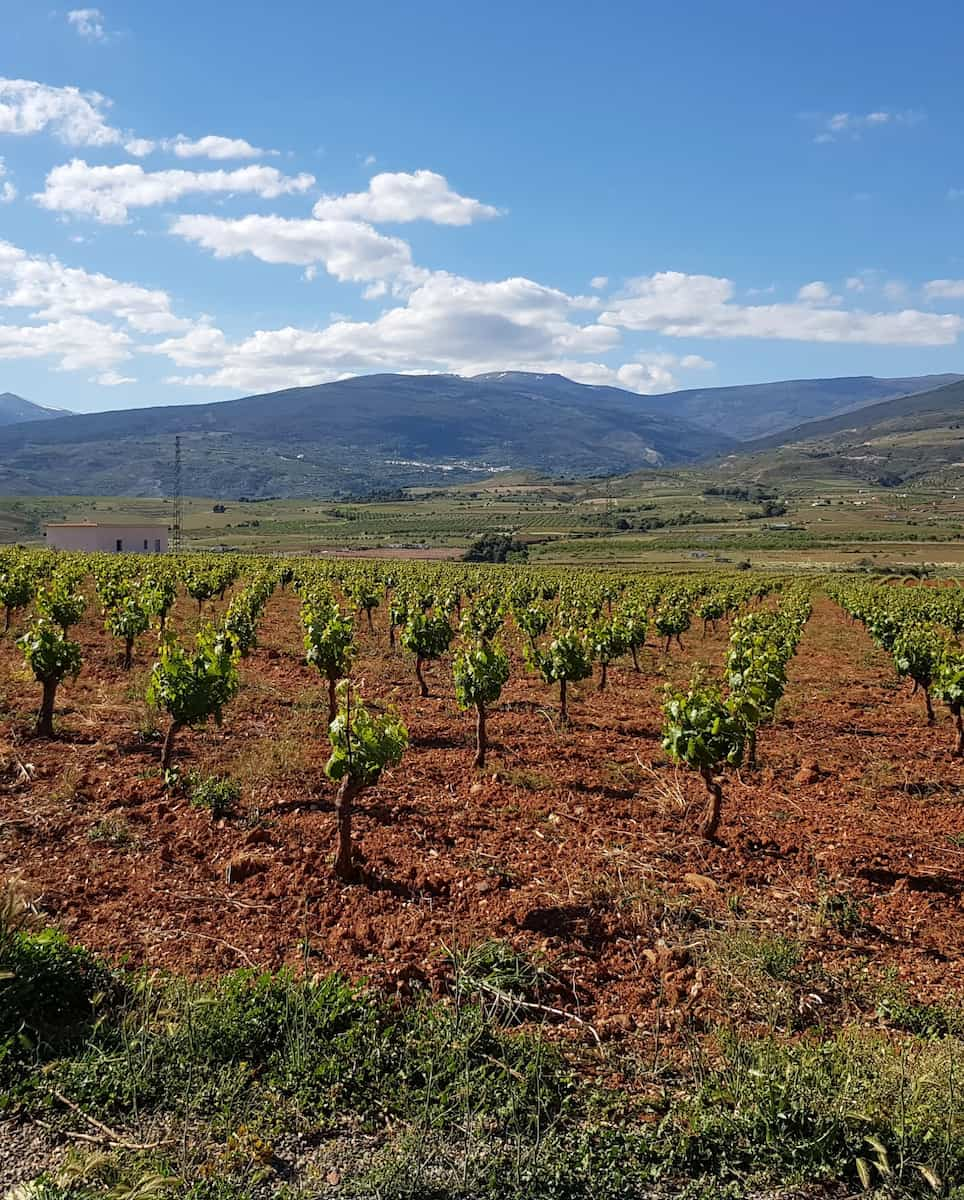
[
  {"x1": 876, "y1": 974, "x2": 964, "y2": 1039},
  {"x1": 497, "y1": 766, "x2": 554, "y2": 791},
  {"x1": 185, "y1": 771, "x2": 241, "y2": 820},
  {"x1": 2, "y1": 911, "x2": 963, "y2": 1197},
  {"x1": 86, "y1": 815, "x2": 138, "y2": 849}
]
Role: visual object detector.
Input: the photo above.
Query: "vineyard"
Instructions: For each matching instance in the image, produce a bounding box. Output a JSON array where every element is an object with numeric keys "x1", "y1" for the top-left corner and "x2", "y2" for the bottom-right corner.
[{"x1": 1, "y1": 548, "x2": 963, "y2": 1197}]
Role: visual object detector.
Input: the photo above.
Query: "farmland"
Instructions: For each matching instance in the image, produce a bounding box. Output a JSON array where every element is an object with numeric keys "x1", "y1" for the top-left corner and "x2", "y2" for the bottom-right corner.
[
  {"x1": 1, "y1": 550, "x2": 963, "y2": 1198},
  {"x1": 2, "y1": 466, "x2": 964, "y2": 572}
]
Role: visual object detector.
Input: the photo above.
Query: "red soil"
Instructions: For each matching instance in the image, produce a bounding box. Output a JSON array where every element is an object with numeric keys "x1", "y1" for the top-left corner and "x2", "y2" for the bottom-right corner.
[{"x1": 1, "y1": 592, "x2": 961, "y2": 1038}]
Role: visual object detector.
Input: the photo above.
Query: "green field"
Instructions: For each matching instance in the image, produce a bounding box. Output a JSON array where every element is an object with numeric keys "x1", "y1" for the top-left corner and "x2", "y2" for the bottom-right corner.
[{"x1": 2, "y1": 468, "x2": 963, "y2": 571}]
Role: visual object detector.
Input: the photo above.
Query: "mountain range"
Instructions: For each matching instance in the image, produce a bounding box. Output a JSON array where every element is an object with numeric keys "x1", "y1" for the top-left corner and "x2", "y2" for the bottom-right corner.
[
  {"x1": 722, "y1": 375, "x2": 964, "y2": 487},
  {"x1": 0, "y1": 371, "x2": 959, "y2": 498},
  {"x1": 0, "y1": 392, "x2": 69, "y2": 427}
]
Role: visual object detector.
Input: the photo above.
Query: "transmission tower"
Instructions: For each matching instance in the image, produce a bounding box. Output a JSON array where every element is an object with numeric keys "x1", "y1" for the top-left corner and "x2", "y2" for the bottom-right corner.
[
  {"x1": 606, "y1": 476, "x2": 616, "y2": 565},
  {"x1": 171, "y1": 435, "x2": 183, "y2": 553}
]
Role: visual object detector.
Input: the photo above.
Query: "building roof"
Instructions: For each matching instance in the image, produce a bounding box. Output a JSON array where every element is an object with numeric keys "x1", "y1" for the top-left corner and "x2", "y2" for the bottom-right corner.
[{"x1": 44, "y1": 521, "x2": 169, "y2": 529}]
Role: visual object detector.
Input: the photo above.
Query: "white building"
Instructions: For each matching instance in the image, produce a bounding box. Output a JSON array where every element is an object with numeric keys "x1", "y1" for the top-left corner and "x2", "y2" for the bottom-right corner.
[{"x1": 44, "y1": 522, "x2": 169, "y2": 554}]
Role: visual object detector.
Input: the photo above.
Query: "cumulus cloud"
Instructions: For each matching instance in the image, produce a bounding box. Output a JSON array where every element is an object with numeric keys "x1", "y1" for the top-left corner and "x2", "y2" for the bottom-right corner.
[
  {"x1": 923, "y1": 279, "x2": 964, "y2": 301},
  {"x1": 312, "y1": 170, "x2": 502, "y2": 225},
  {"x1": 124, "y1": 137, "x2": 155, "y2": 157},
  {"x1": 0, "y1": 239, "x2": 189, "y2": 333},
  {"x1": 0, "y1": 239, "x2": 192, "y2": 375},
  {"x1": 154, "y1": 321, "x2": 713, "y2": 396},
  {"x1": 0, "y1": 75, "x2": 279, "y2": 167},
  {"x1": 166, "y1": 134, "x2": 275, "y2": 160},
  {"x1": 796, "y1": 280, "x2": 839, "y2": 305},
  {"x1": 170, "y1": 212, "x2": 414, "y2": 282},
  {"x1": 67, "y1": 8, "x2": 108, "y2": 41},
  {"x1": 147, "y1": 236, "x2": 964, "y2": 394},
  {"x1": 0, "y1": 315, "x2": 132, "y2": 370},
  {"x1": 151, "y1": 269, "x2": 625, "y2": 393},
  {"x1": 600, "y1": 271, "x2": 962, "y2": 345},
  {"x1": 107, "y1": 133, "x2": 279, "y2": 160},
  {"x1": 529, "y1": 353, "x2": 714, "y2": 393},
  {"x1": 36, "y1": 159, "x2": 316, "y2": 223},
  {"x1": 590, "y1": 275, "x2": 608, "y2": 290},
  {"x1": 813, "y1": 109, "x2": 923, "y2": 143},
  {"x1": 0, "y1": 78, "x2": 121, "y2": 146}
]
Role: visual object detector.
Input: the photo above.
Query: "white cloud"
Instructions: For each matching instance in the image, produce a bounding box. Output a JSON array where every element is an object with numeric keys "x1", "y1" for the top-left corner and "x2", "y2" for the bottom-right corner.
[
  {"x1": 538, "y1": 353, "x2": 714, "y2": 393},
  {"x1": 590, "y1": 275, "x2": 608, "y2": 290},
  {"x1": 0, "y1": 315, "x2": 131, "y2": 370},
  {"x1": 151, "y1": 269, "x2": 623, "y2": 393},
  {"x1": 156, "y1": 205, "x2": 964, "y2": 393},
  {"x1": 0, "y1": 77, "x2": 278, "y2": 169},
  {"x1": 882, "y1": 279, "x2": 907, "y2": 302},
  {"x1": 151, "y1": 322, "x2": 229, "y2": 368},
  {"x1": 124, "y1": 137, "x2": 155, "y2": 157},
  {"x1": 923, "y1": 279, "x2": 964, "y2": 301},
  {"x1": 155, "y1": 321, "x2": 713, "y2": 397},
  {"x1": 363, "y1": 154, "x2": 377, "y2": 167},
  {"x1": 36, "y1": 159, "x2": 316, "y2": 223},
  {"x1": 600, "y1": 271, "x2": 963, "y2": 345},
  {"x1": 0, "y1": 238, "x2": 188, "y2": 334},
  {"x1": 119, "y1": 134, "x2": 278, "y2": 160},
  {"x1": 796, "y1": 280, "x2": 840, "y2": 305},
  {"x1": 0, "y1": 159, "x2": 15, "y2": 203},
  {"x1": 171, "y1": 212, "x2": 414, "y2": 282},
  {"x1": 845, "y1": 275, "x2": 866, "y2": 292},
  {"x1": 166, "y1": 134, "x2": 274, "y2": 160},
  {"x1": 94, "y1": 369, "x2": 136, "y2": 385},
  {"x1": 67, "y1": 8, "x2": 108, "y2": 41},
  {"x1": 312, "y1": 170, "x2": 502, "y2": 225},
  {"x1": 0, "y1": 78, "x2": 121, "y2": 146},
  {"x1": 813, "y1": 109, "x2": 923, "y2": 143},
  {"x1": 0, "y1": 240, "x2": 198, "y2": 376}
]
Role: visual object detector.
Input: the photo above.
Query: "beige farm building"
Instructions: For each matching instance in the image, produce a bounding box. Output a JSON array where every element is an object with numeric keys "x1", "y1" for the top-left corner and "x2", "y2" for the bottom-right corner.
[{"x1": 44, "y1": 522, "x2": 169, "y2": 554}]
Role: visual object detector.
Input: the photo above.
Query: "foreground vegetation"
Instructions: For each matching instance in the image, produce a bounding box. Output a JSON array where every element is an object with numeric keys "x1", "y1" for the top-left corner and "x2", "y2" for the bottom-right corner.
[
  {"x1": 1, "y1": 548, "x2": 963, "y2": 1195},
  {"x1": 3, "y1": 878, "x2": 963, "y2": 1199}
]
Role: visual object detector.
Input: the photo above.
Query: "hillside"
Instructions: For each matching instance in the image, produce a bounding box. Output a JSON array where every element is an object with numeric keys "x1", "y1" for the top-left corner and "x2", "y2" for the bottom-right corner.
[
  {"x1": 0, "y1": 373, "x2": 733, "y2": 499},
  {"x1": 3, "y1": 370, "x2": 960, "y2": 499},
  {"x1": 0, "y1": 392, "x2": 69, "y2": 427},
  {"x1": 715, "y1": 376, "x2": 964, "y2": 487},
  {"x1": 628, "y1": 373, "x2": 963, "y2": 441}
]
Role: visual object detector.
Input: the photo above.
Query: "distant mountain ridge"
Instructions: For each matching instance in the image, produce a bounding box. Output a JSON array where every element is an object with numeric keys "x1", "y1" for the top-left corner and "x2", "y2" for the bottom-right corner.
[
  {"x1": 719, "y1": 376, "x2": 964, "y2": 486},
  {"x1": 627, "y1": 373, "x2": 964, "y2": 441},
  {"x1": 747, "y1": 377, "x2": 964, "y2": 449},
  {"x1": 0, "y1": 392, "x2": 70, "y2": 427},
  {"x1": 0, "y1": 370, "x2": 959, "y2": 498},
  {"x1": 0, "y1": 372, "x2": 733, "y2": 498}
]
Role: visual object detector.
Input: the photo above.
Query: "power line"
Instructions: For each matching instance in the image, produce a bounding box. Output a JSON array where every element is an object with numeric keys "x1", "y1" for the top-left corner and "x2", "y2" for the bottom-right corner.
[{"x1": 171, "y1": 435, "x2": 183, "y2": 553}]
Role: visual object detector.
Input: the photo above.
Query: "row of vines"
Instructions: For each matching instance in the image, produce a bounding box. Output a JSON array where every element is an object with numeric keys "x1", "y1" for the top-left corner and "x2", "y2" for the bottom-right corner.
[
  {"x1": 829, "y1": 578, "x2": 964, "y2": 756},
  {"x1": 4, "y1": 548, "x2": 961, "y2": 878}
]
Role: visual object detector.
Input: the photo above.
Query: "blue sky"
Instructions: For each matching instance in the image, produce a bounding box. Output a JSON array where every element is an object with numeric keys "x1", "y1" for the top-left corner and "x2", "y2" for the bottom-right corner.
[{"x1": 3, "y1": 0, "x2": 964, "y2": 412}]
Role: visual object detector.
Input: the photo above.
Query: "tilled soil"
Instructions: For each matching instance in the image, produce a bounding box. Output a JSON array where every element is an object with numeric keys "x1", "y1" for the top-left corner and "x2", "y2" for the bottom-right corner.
[{"x1": 1, "y1": 591, "x2": 961, "y2": 1037}]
